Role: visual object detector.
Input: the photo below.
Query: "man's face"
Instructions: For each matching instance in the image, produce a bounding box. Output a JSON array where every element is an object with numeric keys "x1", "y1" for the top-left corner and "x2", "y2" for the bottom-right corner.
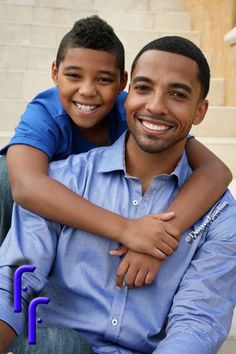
[
  {"x1": 52, "y1": 47, "x2": 127, "y2": 130},
  {"x1": 125, "y1": 50, "x2": 208, "y2": 153}
]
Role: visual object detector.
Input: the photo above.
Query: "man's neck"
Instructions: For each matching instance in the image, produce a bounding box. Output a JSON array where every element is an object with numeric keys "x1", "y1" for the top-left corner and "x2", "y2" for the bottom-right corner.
[{"x1": 125, "y1": 135, "x2": 185, "y2": 193}]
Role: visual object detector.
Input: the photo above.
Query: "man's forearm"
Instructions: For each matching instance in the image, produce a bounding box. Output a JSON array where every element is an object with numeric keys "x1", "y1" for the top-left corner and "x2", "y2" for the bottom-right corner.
[{"x1": 0, "y1": 320, "x2": 17, "y2": 353}]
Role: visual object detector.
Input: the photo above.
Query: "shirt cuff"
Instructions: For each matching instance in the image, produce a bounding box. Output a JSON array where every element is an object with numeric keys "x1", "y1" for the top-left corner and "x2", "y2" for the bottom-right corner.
[{"x1": 153, "y1": 331, "x2": 216, "y2": 354}]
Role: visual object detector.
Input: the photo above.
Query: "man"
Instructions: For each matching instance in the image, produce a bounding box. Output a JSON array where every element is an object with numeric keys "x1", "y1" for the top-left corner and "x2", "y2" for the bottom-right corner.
[{"x1": 0, "y1": 36, "x2": 236, "y2": 354}]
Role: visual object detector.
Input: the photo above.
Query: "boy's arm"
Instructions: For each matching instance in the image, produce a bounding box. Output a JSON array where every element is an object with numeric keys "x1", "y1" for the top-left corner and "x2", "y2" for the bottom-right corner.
[
  {"x1": 7, "y1": 145, "x2": 178, "y2": 259},
  {"x1": 114, "y1": 138, "x2": 232, "y2": 287},
  {"x1": 165, "y1": 137, "x2": 232, "y2": 232},
  {"x1": 0, "y1": 321, "x2": 16, "y2": 353}
]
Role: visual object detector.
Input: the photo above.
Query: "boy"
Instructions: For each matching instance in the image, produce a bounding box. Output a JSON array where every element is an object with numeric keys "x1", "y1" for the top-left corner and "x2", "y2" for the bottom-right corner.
[{"x1": 0, "y1": 16, "x2": 232, "y2": 287}]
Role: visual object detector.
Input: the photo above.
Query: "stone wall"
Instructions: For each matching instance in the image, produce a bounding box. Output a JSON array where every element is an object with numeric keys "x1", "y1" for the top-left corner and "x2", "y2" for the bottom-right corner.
[{"x1": 184, "y1": 0, "x2": 236, "y2": 106}]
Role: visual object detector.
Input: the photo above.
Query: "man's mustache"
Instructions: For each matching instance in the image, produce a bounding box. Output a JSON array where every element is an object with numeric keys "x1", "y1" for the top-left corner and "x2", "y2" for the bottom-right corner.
[{"x1": 135, "y1": 112, "x2": 174, "y2": 126}]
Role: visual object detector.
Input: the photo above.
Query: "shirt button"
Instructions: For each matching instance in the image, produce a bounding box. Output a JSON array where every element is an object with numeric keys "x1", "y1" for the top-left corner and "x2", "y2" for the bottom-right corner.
[
  {"x1": 112, "y1": 318, "x2": 118, "y2": 326},
  {"x1": 132, "y1": 200, "x2": 139, "y2": 206}
]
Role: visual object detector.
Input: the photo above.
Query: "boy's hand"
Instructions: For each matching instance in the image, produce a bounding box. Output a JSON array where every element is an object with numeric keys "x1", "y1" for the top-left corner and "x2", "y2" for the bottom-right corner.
[
  {"x1": 111, "y1": 248, "x2": 163, "y2": 288},
  {"x1": 120, "y1": 212, "x2": 180, "y2": 259}
]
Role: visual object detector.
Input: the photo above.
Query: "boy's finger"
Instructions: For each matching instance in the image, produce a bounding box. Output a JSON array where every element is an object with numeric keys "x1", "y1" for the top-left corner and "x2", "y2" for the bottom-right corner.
[
  {"x1": 151, "y1": 211, "x2": 175, "y2": 221},
  {"x1": 134, "y1": 269, "x2": 147, "y2": 287},
  {"x1": 125, "y1": 266, "x2": 139, "y2": 288},
  {"x1": 116, "y1": 259, "x2": 129, "y2": 287},
  {"x1": 145, "y1": 271, "x2": 156, "y2": 285},
  {"x1": 110, "y1": 245, "x2": 128, "y2": 256}
]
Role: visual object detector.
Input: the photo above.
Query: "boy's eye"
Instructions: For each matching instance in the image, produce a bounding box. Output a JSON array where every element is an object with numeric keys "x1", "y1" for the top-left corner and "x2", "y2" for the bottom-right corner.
[
  {"x1": 65, "y1": 73, "x2": 81, "y2": 79},
  {"x1": 97, "y1": 77, "x2": 113, "y2": 84}
]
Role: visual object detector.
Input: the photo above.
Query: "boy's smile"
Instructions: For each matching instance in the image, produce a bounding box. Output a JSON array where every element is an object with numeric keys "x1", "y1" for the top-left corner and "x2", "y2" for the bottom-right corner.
[{"x1": 52, "y1": 47, "x2": 127, "y2": 143}]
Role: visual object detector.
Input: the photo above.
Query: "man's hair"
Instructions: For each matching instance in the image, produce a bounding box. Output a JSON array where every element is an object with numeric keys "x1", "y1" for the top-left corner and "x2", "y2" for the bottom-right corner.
[
  {"x1": 131, "y1": 36, "x2": 210, "y2": 99},
  {"x1": 56, "y1": 15, "x2": 125, "y2": 75}
]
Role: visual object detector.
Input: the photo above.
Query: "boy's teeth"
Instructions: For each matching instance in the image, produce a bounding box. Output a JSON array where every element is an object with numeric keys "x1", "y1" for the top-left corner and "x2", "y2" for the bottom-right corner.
[
  {"x1": 76, "y1": 103, "x2": 97, "y2": 112},
  {"x1": 142, "y1": 120, "x2": 169, "y2": 131}
]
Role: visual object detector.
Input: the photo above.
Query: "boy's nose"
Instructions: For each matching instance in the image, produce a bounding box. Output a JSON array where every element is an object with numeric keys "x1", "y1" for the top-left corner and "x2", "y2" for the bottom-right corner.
[
  {"x1": 78, "y1": 81, "x2": 96, "y2": 97},
  {"x1": 145, "y1": 93, "x2": 169, "y2": 116}
]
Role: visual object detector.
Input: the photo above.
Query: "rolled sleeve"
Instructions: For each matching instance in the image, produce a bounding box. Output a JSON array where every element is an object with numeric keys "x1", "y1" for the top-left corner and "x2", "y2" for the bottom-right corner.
[{"x1": 154, "y1": 202, "x2": 236, "y2": 354}]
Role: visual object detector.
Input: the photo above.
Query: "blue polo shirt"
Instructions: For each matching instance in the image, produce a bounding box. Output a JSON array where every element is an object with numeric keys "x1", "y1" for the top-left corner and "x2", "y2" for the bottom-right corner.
[{"x1": 1, "y1": 87, "x2": 128, "y2": 160}]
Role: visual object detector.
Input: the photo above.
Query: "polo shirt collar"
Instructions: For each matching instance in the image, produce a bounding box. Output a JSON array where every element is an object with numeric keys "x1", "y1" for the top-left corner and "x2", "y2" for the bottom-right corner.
[{"x1": 98, "y1": 131, "x2": 192, "y2": 188}]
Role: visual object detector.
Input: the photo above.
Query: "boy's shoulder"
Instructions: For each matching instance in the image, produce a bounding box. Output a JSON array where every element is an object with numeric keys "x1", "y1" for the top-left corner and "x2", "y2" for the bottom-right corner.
[
  {"x1": 114, "y1": 91, "x2": 127, "y2": 121},
  {"x1": 31, "y1": 86, "x2": 65, "y2": 117}
]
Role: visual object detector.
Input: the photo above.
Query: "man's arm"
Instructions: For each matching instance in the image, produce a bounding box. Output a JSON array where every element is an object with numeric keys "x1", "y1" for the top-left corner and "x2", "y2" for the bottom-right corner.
[
  {"x1": 153, "y1": 199, "x2": 236, "y2": 354},
  {"x1": 0, "y1": 203, "x2": 60, "y2": 349}
]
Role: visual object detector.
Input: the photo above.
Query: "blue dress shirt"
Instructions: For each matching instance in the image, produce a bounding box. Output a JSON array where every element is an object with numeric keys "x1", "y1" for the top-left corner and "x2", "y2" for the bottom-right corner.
[{"x1": 0, "y1": 132, "x2": 236, "y2": 354}]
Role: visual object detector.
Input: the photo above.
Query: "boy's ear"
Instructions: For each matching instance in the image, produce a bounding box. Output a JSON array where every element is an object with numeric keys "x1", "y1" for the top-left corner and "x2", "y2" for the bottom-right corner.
[
  {"x1": 193, "y1": 99, "x2": 209, "y2": 125},
  {"x1": 51, "y1": 60, "x2": 58, "y2": 85},
  {"x1": 119, "y1": 71, "x2": 128, "y2": 92}
]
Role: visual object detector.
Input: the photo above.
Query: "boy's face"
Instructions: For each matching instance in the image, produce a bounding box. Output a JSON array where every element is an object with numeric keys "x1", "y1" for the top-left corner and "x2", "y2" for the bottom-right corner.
[
  {"x1": 52, "y1": 47, "x2": 127, "y2": 130},
  {"x1": 125, "y1": 50, "x2": 208, "y2": 154}
]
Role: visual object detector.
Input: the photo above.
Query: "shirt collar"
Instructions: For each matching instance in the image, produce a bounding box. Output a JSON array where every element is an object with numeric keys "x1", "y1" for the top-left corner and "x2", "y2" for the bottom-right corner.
[{"x1": 97, "y1": 131, "x2": 192, "y2": 188}]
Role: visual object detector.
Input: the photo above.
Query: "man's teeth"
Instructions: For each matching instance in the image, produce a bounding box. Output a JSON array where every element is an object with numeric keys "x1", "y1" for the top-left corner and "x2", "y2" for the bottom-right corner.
[
  {"x1": 142, "y1": 120, "x2": 169, "y2": 131},
  {"x1": 76, "y1": 103, "x2": 97, "y2": 112}
]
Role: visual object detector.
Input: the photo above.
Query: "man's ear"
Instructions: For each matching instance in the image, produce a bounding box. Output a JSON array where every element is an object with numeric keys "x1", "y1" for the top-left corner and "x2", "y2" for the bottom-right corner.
[
  {"x1": 51, "y1": 60, "x2": 58, "y2": 85},
  {"x1": 119, "y1": 71, "x2": 128, "y2": 92},
  {"x1": 193, "y1": 99, "x2": 209, "y2": 125}
]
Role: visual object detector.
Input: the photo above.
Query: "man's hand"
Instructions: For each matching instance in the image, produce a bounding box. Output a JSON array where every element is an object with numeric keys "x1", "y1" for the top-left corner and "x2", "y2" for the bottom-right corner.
[
  {"x1": 119, "y1": 212, "x2": 180, "y2": 259},
  {"x1": 110, "y1": 246, "x2": 163, "y2": 288}
]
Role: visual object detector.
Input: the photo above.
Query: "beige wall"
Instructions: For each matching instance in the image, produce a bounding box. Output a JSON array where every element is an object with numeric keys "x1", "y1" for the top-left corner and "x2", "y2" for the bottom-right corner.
[{"x1": 185, "y1": 0, "x2": 236, "y2": 106}]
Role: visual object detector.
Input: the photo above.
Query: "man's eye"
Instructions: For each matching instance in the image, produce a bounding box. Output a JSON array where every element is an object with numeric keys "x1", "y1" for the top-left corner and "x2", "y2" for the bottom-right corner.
[
  {"x1": 134, "y1": 84, "x2": 150, "y2": 93},
  {"x1": 171, "y1": 91, "x2": 187, "y2": 99}
]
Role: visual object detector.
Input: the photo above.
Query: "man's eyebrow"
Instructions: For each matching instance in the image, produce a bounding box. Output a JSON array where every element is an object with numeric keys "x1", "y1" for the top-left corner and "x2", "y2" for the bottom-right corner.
[
  {"x1": 170, "y1": 83, "x2": 192, "y2": 95},
  {"x1": 132, "y1": 76, "x2": 153, "y2": 84}
]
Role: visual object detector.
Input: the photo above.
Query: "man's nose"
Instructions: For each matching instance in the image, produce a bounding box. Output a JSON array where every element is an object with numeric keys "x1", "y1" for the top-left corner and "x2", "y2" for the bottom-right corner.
[
  {"x1": 78, "y1": 80, "x2": 96, "y2": 97},
  {"x1": 145, "y1": 92, "x2": 168, "y2": 115}
]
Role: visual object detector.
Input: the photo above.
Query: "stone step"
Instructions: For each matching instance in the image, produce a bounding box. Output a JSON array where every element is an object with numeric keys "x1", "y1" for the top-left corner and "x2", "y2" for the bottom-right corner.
[
  {"x1": 229, "y1": 179, "x2": 236, "y2": 199},
  {"x1": 0, "y1": 68, "x2": 223, "y2": 105},
  {"x1": 150, "y1": 0, "x2": 185, "y2": 12},
  {"x1": 229, "y1": 179, "x2": 236, "y2": 198},
  {"x1": 0, "y1": 42, "x2": 212, "y2": 75},
  {"x1": 0, "y1": 0, "x2": 185, "y2": 12},
  {"x1": 0, "y1": 20, "x2": 196, "y2": 49},
  {"x1": 207, "y1": 78, "x2": 225, "y2": 107},
  {"x1": 0, "y1": 5, "x2": 191, "y2": 31},
  {"x1": 191, "y1": 106, "x2": 236, "y2": 137},
  {"x1": 219, "y1": 339, "x2": 236, "y2": 354},
  {"x1": 197, "y1": 137, "x2": 236, "y2": 177},
  {"x1": 0, "y1": 70, "x2": 52, "y2": 101}
]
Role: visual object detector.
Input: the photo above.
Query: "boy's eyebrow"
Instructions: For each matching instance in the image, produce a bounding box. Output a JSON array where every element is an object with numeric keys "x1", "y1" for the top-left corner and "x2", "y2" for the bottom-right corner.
[
  {"x1": 97, "y1": 70, "x2": 117, "y2": 77},
  {"x1": 63, "y1": 66, "x2": 117, "y2": 77}
]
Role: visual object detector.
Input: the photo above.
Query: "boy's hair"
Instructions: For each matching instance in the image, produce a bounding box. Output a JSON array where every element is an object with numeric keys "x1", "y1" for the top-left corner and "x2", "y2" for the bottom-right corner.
[
  {"x1": 56, "y1": 15, "x2": 125, "y2": 75},
  {"x1": 131, "y1": 36, "x2": 210, "y2": 100}
]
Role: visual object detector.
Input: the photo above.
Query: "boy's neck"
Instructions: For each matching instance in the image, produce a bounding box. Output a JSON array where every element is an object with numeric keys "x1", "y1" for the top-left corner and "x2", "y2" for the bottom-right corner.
[{"x1": 78, "y1": 118, "x2": 109, "y2": 146}]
